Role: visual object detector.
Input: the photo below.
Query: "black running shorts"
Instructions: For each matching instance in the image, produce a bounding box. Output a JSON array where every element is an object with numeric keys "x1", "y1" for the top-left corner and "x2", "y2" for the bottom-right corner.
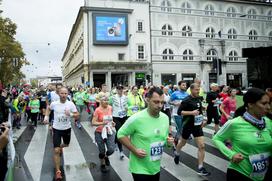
[
  {"x1": 53, "y1": 128, "x2": 71, "y2": 148},
  {"x1": 182, "y1": 126, "x2": 204, "y2": 140}
]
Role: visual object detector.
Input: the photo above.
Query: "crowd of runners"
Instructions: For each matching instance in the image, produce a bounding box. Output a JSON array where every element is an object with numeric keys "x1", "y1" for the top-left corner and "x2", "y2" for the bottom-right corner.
[{"x1": 0, "y1": 80, "x2": 272, "y2": 181}]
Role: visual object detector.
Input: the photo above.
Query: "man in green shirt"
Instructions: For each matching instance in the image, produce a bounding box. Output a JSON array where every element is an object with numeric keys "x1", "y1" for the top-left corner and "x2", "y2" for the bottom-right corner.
[
  {"x1": 117, "y1": 87, "x2": 174, "y2": 181},
  {"x1": 73, "y1": 86, "x2": 87, "y2": 128}
]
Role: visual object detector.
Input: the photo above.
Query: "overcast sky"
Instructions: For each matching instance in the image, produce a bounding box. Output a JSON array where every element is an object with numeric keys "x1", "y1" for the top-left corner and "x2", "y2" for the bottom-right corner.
[{"x1": 1, "y1": 0, "x2": 84, "y2": 79}]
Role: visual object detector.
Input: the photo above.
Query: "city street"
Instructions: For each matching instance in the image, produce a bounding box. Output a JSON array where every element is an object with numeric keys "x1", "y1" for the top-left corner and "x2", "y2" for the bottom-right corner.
[{"x1": 12, "y1": 110, "x2": 227, "y2": 181}]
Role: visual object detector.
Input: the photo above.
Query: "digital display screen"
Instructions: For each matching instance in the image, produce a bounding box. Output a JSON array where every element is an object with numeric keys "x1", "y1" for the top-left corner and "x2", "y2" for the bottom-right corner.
[{"x1": 93, "y1": 13, "x2": 128, "y2": 45}]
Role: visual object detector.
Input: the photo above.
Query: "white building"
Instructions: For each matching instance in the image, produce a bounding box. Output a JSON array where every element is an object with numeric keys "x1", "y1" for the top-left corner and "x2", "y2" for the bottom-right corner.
[
  {"x1": 62, "y1": 0, "x2": 272, "y2": 91},
  {"x1": 150, "y1": 0, "x2": 272, "y2": 91},
  {"x1": 62, "y1": 0, "x2": 151, "y2": 89}
]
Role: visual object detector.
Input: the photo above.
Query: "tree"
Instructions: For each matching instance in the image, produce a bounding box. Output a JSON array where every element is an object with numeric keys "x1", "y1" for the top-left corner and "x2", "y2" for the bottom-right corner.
[{"x1": 0, "y1": 12, "x2": 28, "y2": 86}]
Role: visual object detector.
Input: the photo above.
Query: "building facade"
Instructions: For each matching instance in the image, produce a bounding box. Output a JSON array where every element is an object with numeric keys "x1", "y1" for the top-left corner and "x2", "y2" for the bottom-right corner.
[
  {"x1": 62, "y1": 0, "x2": 272, "y2": 91},
  {"x1": 62, "y1": 0, "x2": 151, "y2": 89}
]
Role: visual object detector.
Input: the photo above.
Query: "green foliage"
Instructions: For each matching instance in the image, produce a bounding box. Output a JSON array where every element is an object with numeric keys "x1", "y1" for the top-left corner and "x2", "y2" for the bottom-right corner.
[
  {"x1": 0, "y1": 15, "x2": 28, "y2": 86},
  {"x1": 30, "y1": 79, "x2": 38, "y2": 88}
]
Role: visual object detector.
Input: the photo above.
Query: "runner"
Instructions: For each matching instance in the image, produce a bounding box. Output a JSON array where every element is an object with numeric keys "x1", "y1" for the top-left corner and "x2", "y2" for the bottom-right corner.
[
  {"x1": 73, "y1": 86, "x2": 87, "y2": 129},
  {"x1": 161, "y1": 86, "x2": 171, "y2": 126},
  {"x1": 170, "y1": 80, "x2": 189, "y2": 143},
  {"x1": 96, "y1": 84, "x2": 110, "y2": 107},
  {"x1": 86, "y1": 87, "x2": 97, "y2": 118},
  {"x1": 213, "y1": 88, "x2": 272, "y2": 181},
  {"x1": 205, "y1": 83, "x2": 221, "y2": 134},
  {"x1": 43, "y1": 87, "x2": 79, "y2": 180},
  {"x1": 118, "y1": 87, "x2": 174, "y2": 181},
  {"x1": 37, "y1": 85, "x2": 48, "y2": 121},
  {"x1": 91, "y1": 93, "x2": 116, "y2": 173},
  {"x1": 109, "y1": 84, "x2": 128, "y2": 159},
  {"x1": 127, "y1": 86, "x2": 145, "y2": 117},
  {"x1": 174, "y1": 83, "x2": 210, "y2": 176},
  {"x1": 219, "y1": 85, "x2": 229, "y2": 101},
  {"x1": 29, "y1": 94, "x2": 40, "y2": 130},
  {"x1": 220, "y1": 88, "x2": 237, "y2": 126}
]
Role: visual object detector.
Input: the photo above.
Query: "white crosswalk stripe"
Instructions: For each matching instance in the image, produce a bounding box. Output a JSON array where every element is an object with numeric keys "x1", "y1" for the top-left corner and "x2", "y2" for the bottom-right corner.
[{"x1": 17, "y1": 121, "x2": 227, "y2": 181}]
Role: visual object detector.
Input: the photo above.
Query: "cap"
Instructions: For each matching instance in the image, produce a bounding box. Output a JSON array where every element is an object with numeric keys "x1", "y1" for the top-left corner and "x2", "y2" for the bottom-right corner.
[
  {"x1": 116, "y1": 84, "x2": 124, "y2": 89},
  {"x1": 210, "y1": 83, "x2": 219, "y2": 87}
]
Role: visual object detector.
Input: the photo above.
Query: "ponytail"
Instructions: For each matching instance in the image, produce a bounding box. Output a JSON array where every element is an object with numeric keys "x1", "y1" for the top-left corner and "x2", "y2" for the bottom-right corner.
[{"x1": 234, "y1": 105, "x2": 246, "y2": 118}]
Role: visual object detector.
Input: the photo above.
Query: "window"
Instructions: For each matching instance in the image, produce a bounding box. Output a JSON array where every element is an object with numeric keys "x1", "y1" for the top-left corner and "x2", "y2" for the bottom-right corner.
[
  {"x1": 183, "y1": 49, "x2": 193, "y2": 60},
  {"x1": 118, "y1": 53, "x2": 125, "y2": 61},
  {"x1": 206, "y1": 27, "x2": 215, "y2": 38},
  {"x1": 161, "y1": 0, "x2": 172, "y2": 12},
  {"x1": 182, "y1": 26, "x2": 192, "y2": 37},
  {"x1": 268, "y1": 10, "x2": 272, "y2": 21},
  {"x1": 162, "y1": 48, "x2": 174, "y2": 60},
  {"x1": 137, "y1": 20, "x2": 144, "y2": 32},
  {"x1": 162, "y1": 24, "x2": 173, "y2": 36},
  {"x1": 181, "y1": 2, "x2": 191, "y2": 14},
  {"x1": 229, "y1": 50, "x2": 238, "y2": 61},
  {"x1": 137, "y1": 45, "x2": 145, "y2": 60},
  {"x1": 249, "y1": 30, "x2": 258, "y2": 40},
  {"x1": 227, "y1": 7, "x2": 236, "y2": 17},
  {"x1": 207, "y1": 49, "x2": 217, "y2": 61},
  {"x1": 228, "y1": 28, "x2": 237, "y2": 39},
  {"x1": 248, "y1": 9, "x2": 257, "y2": 19},
  {"x1": 269, "y1": 31, "x2": 272, "y2": 41},
  {"x1": 205, "y1": 4, "x2": 215, "y2": 16}
]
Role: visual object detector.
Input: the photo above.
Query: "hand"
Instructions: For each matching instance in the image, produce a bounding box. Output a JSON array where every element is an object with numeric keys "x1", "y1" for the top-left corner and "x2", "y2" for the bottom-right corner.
[
  {"x1": 43, "y1": 116, "x2": 49, "y2": 124},
  {"x1": 192, "y1": 110, "x2": 200, "y2": 116},
  {"x1": 231, "y1": 153, "x2": 244, "y2": 164},
  {"x1": 226, "y1": 114, "x2": 231, "y2": 120},
  {"x1": 112, "y1": 121, "x2": 116, "y2": 127},
  {"x1": 134, "y1": 148, "x2": 147, "y2": 158},
  {"x1": 167, "y1": 135, "x2": 174, "y2": 146},
  {"x1": 64, "y1": 109, "x2": 70, "y2": 117}
]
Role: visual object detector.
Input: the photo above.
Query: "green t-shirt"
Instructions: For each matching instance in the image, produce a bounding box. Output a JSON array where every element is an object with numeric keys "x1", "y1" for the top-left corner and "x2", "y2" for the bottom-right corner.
[
  {"x1": 73, "y1": 91, "x2": 87, "y2": 106},
  {"x1": 213, "y1": 116, "x2": 272, "y2": 181},
  {"x1": 117, "y1": 109, "x2": 169, "y2": 175},
  {"x1": 29, "y1": 99, "x2": 40, "y2": 113}
]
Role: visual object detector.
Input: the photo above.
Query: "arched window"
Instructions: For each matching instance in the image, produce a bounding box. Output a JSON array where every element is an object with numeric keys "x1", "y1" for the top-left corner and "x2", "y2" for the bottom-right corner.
[
  {"x1": 181, "y1": 2, "x2": 191, "y2": 14},
  {"x1": 161, "y1": 0, "x2": 172, "y2": 12},
  {"x1": 268, "y1": 10, "x2": 272, "y2": 21},
  {"x1": 183, "y1": 49, "x2": 193, "y2": 60},
  {"x1": 227, "y1": 7, "x2": 236, "y2": 17},
  {"x1": 249, "y1": 30, "x2": 258, "y2": 40},
  {"x1": 269, "y1": 31, "x2": 272, "y2": 41},
  {"x1": 207, "y1": 49, "x2": 217, "y2": 61},
  {"x1": 182, "y1": 26, "x2": 192, "y2": 37},
  {"x1": 228, "y1": 28, "x2": 237, "y2": 39},
  {"x1": 229, "y1": 50, "x2": 238, "y2": 61},
  {"x1": 206, "y1": 27, "x2": 215, "y2": 38},
  {"x1": 162, "y1": 24, "x2": 173, "y2": 36},
  {"x1": 162, "y1": 48, "x2": 174, "y2": 60},
  {"x1": 248, "y1": 9, "x2": 257, "y2": 19},
  {"x1": 205, "y1": 4, "x2": 214, "y2": 16}
]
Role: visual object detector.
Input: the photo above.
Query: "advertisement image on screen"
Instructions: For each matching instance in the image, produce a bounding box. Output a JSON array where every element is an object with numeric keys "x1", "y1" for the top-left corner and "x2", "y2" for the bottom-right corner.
[{"x1": 93, "y1": 13, "x2": 128, "y2": 45}]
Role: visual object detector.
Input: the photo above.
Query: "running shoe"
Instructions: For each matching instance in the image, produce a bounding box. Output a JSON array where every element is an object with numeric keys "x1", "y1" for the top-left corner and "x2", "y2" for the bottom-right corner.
[
  {"x1": 100, "y1": 164, "x2": 108, "y2": 173},
  {"x1": 174, "y1": 154, "x2": 180, "y2": 164},
  {"x1": 105, "y1": 156, "x2": 110, "y2": 166},
  {"x1": 197, "y1": 167, "x2": 211, "y2": 176},
  {"x1": 55, "y1": 170, "x2": 63, "y2": 180},
  {"x1": 119, "y1": 151, "x2": 125, "y2": 160}
]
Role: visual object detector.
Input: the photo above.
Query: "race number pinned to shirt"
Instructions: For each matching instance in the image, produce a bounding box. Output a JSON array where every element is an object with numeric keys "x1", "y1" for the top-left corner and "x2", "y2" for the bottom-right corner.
[
  {"x1": 194, "y1": 115, "x2": 204, "y2": 126},
  {"x1": 249, "y1": 152, "x2": 270, "y2": 179},
  {"x1": 57, "y1": 115, "x2": 68, "y2": 123},
  {"x1": 103, "y1": 115, "x2": 113, "y2": 122},
  {"x1": 132, "y1": 106, "x2": 139, "y2": 113},
  {"x1": 118, "y1": 110, "x2": 126, "y2": 118},
  {"x1": 150, "y1": 141, "x2": 164, "y2": 161}
]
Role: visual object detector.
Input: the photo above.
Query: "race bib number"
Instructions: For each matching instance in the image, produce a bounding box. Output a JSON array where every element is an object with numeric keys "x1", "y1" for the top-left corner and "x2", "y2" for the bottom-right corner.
[
  {"x1": 150, "y1": 141, "x2": 164, "y2": 161},
  {"x1": 194, "y1": 115, "x2": 203, "y2": 126},
  {"x1": 132, "y1": 106, "x2": 139, "y2": 113},
  {"x1": 249, "y1": 152, "x2": 270, "y2": 179},
  {"x1": 118, "y1": 111, "x2": 126, "y2": 118},
  {"x1": 230, "y1": 111, "x2": 235, "y2": 118},
  {"x1": 41, "y1": 96, "x2": 47, "y2": 102},
  {"x1": 57, "y1": 115, "x2": 68, "y2": 123},
  {"x1": 103, "y1": 115, "x2": 113, "y2": 122},
  {"x1": 214, "y1": 100, "x2": 222, "y2": 107}
]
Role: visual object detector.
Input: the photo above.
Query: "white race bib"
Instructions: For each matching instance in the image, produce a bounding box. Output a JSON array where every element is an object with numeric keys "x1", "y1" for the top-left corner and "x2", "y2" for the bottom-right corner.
[
  {"x1": 132, "y1": 106, "x2": 139, "y2": 113},
  {"x1": 150, "y1": 141, "x2": 164, "y2": 161},
  {"x1": 118, "y1": 111, "x2": 126, "y2": 118},
  {"x1": 103, "y1": 115, "x2": 113, "y2": 122},
  {"x1": 57, "y1": 114, "x2": 68, "y2": 123},
  {"x1": 194, "y1": 115, "x2": 203, "y2": 126},
  {"x1": 249, "y1": 152, "x2": 270, "y2": 179}
]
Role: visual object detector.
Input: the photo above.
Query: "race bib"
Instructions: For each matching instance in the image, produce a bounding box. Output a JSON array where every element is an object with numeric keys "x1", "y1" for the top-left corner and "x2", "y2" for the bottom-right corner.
[
  {"x1": 118, "y1": 111, "x2": 126, "y2": 118},
  {"x1": 249, "y1": 152, "x2": 270, "y2": 179},
  {"x1": 103, "y1": 115, "x2": 113, "y2": 122},
  {"x1": 150, "y1": 141, "x2": 164, "y2": 161},
  {"x1": 230, "y1": 111, "x2": 235, "y2": 118},
  {"x1": 132, "y1": 106, "x2": 139, "y2": 113},
  {"x1": 57, "y1": 115, "x2": 68, "y2": 123},
  {"x1": 194, "y1": 115, "x2": 204, "y2": 126},
  {"x1": 41, "y1": 96, "x2": 47, "y2": 102},
  {"x1": 214, "y1": 100, "x2": 222, "y2": 107}
]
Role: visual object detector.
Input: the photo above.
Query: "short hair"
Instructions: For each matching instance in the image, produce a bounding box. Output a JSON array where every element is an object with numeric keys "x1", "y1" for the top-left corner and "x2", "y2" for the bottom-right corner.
[
  {"x1": 146, "y1": 87, "x2": 163, "y2": 98},
  {"x1": 178, "y1": 80, "x2": 186, "y2": 86},
  {"x1": 190, "y1": 83, "x2": 200, "y2": 90},
  {"x1": 101, "y1": 84, "x2": 107, "y2": 87}
]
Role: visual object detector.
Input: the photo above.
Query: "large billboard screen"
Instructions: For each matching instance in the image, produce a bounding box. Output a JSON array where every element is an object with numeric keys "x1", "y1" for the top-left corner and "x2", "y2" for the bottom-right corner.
[{"x1": 93, "y1": 13, "x2": 128, "y2": 45}]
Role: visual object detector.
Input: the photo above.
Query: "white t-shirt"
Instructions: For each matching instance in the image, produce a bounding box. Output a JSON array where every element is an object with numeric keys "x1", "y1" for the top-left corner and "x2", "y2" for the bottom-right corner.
[
  {"x1": 50, "y1": 91, "x2": 60, "y2": 103},
  {"x1": 50, "y1": 100, "x2": 77, "y2": 130}
]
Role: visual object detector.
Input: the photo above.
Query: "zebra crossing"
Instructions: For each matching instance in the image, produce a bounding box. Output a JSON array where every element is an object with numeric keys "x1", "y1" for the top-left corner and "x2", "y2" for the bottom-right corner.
[{"x1": 13, "y1": 121, "x2": 228, "y2": 181}]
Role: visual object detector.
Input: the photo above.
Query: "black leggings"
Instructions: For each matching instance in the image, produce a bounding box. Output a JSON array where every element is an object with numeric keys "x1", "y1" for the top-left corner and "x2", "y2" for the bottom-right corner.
[
  {"x1": 31, "y1": 112, "x2": 38, "y2": 127},
  {"x1": 132, "y1": 172, "x2": 160, "y2": 181},
  {"x1": 227, "y1": 169, "x2": 252, "y2": 181},
  {"x1": 113, "y1": 116, "x2": 127, "y2": 152}
]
